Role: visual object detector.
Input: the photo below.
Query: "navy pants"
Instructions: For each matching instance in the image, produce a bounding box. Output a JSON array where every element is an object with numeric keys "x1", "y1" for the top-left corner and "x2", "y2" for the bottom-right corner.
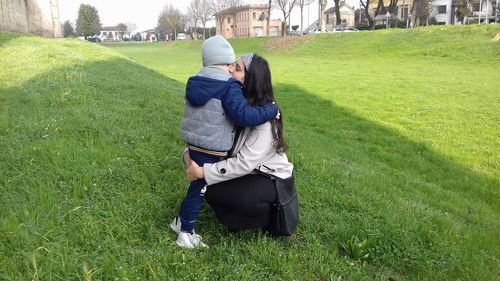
[{"x1": 179, "y1": 149, "x2": 223, "y2": 233}]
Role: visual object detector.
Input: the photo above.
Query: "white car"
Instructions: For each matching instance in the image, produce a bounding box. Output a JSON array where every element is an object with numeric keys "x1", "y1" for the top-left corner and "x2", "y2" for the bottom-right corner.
[{"x1": 176, "y1": 33, "x2": 186, "y2": 40}]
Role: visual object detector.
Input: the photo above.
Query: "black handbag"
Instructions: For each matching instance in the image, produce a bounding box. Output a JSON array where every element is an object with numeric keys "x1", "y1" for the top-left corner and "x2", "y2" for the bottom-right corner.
[{"x1": 254, "y1": 169, "x2": 299, "y2": 236}]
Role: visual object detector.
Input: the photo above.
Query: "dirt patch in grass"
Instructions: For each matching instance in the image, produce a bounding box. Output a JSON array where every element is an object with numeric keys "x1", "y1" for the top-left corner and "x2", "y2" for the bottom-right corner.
[
  {"x1": 265, "y1": 36, "x2": 313, "y2": 52},
  {"x1": 492, "y1": 32, "x2": 500, "y2": 42}
]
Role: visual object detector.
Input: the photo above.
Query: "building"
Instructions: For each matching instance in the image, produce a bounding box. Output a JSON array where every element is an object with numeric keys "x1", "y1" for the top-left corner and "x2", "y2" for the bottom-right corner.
[
  {"x1": 368, "y1": 0, "x2": 498, "y2": 26},
  {"x1": 214, "y1": 4, "x2": 282, "y2": 38},
  {"x1": 99, "y1": 26, "x2": 124, "y2": 41},
  {"x1": 304, "y1": 4, "x2": 356, "y2": 33},
  {"x1": 325, "y1": 5, "x2": 356, "y2": 27}
]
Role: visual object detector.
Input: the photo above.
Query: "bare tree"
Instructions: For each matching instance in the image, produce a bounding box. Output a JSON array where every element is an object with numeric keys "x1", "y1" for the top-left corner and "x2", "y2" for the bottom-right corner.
[
  {"x1": 453, "y1": 0, "x2": 472, "y2": 24},
  {"x1": 187, "y1": 0, "x2": 201, "y2": 39},
  {"x1": 411, "y1": 0, "x2": 432, "y2": 27},
  {"x1": 298, "y1": 0, "x2": 314, "y2": 35},
  {"x1": 273, "y1": 0, "x2": 298, "y2": 36},
  {"x1": 388, "y1": 0, "x2": 399, "y2": 13},
  {"x1": 370, "y1": 0, "x2": 399, "y2": 28},
  {"x1": 199, "y1": 0, "x2": 213, "y2": 39},
  {"x1": 360, "y1": 0, "x2": 381, "y2": 29},
  {"x1": 158, "y1": 4, "x2": 183, "y2": 40}
]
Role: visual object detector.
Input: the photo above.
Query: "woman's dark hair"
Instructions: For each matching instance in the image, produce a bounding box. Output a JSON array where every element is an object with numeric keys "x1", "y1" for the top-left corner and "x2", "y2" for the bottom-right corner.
[{"x1": 243, "y1": 54, "x2": 287, "y2": 154}]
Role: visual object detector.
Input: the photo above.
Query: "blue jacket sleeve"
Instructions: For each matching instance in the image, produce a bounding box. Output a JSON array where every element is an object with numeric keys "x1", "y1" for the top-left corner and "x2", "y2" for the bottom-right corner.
[{"x1": 221, "y1": 80, "x2": 279, "y2": 127}]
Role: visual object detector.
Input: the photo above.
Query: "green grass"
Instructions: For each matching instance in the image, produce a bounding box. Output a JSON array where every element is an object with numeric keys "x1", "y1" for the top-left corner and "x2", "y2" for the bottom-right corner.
[{"x1": 1, "y1": 25, "x2": 499, "y2": 280}]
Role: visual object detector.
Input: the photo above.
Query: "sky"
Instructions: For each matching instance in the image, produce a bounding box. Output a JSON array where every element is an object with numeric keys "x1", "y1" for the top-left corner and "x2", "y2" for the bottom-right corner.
[{"x1": 59, "y1": 0, "x2": 358, "y2": 32}]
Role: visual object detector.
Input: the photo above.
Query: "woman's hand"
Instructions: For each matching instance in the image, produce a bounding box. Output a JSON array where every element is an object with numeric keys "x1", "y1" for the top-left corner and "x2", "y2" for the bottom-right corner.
[{"x1": 186, "y1": 160, "x2": 204, "y2": 181}]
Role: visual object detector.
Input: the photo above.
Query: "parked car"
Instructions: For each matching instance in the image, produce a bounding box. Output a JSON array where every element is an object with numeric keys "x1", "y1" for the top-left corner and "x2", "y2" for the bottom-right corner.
[
  {"x1": 132, "y1": 33, "x2": 142, "y2": 41},
  {"x1": 176, "y1": 33, "x2": 186, "y2": 40},
  {"x1": 330, "y1": 26, "x2": 359, "y2": 33},
  {"x1": 304, "y1": 28, "x2": 322, "y2": 35},
  {"x1": 86, "y1": 36, "x2": 101, "y2": 43}
]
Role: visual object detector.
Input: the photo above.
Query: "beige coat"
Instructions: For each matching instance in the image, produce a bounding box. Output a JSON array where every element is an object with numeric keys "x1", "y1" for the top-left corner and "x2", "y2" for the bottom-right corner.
[{"x1": 204, "y1": 121, "x2": 293, "y2": 186}]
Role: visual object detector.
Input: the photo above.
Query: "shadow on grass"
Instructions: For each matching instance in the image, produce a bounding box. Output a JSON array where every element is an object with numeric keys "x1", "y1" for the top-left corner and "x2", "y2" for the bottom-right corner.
[
  {"x1": 0, "y1": 57, "x2": 194, "y2": 279},
  {"x1": 0, "y1": 56, "x2": 498, "y2": 279},
  {"x1": 274, "y1": 82, "x2": 499, "y2": 278},
  {"x1": 0, "y1": 31, "x2": 17, "y2": 47}
]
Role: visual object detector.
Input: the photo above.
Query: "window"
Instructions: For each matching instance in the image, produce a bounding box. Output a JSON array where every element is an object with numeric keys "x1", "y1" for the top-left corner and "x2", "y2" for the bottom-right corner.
[
  {"x1": 326, "y1": 14, "x2": 330, "y2": 24},
  {"x1": 253, "y1": 12, "x2": 256, "y2": 19},
  {"x1": 472, "y1": 3, "x2": 480, "y2": 12},
  {"x1": 402, "y1": 7, "x2": 409, "y2": 19},
  {"x1": 227, "y1": 17, "x2": 231, "y2": 24},
  {"x1": 437, "y1": 5, "x2": 446, "y2": 14}
]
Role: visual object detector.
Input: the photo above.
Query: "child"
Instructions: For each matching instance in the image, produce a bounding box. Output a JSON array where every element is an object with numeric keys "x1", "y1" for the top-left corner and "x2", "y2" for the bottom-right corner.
[{"x1": 171, "y1": 35, "x2": 278, "y2": 249}]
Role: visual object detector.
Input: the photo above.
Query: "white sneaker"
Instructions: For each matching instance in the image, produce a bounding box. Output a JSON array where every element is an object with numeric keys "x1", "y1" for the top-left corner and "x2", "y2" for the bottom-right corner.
[
  {"x1": 176, "y1": 232, "x2": 209, "y2": 249},
  {"x1": 170, "y1": 216, "x2": 181, "y2": 234}
]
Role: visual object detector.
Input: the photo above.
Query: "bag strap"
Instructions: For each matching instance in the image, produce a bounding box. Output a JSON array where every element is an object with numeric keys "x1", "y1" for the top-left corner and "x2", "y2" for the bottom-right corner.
[
  {"x1": 253, "y1": 168, "x2": 283, "y2": 203},
  {"x1": 253, "y1": 166, "x2": 285, "y2": 180}
]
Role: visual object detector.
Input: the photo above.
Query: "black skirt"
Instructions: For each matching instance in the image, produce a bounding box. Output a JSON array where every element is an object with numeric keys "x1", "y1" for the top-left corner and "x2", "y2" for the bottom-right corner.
[{"x1": 205, "y1": 174, "x2": 276, "y2": 231}]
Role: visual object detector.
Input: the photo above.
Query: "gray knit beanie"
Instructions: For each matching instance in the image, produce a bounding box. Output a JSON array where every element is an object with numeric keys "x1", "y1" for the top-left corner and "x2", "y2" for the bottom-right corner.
[{"x1": 202, "y1": 35, "x2": 235, "y2": 67}]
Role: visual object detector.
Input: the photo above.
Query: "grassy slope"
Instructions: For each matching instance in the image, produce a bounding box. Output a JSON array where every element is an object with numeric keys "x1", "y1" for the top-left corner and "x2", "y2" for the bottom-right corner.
[{"x1": 1, "y1": 25, "x2": 499, "y2": 280}]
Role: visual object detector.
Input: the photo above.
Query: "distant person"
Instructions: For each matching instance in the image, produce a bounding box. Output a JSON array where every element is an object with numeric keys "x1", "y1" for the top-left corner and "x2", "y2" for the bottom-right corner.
[
  {"x1": 185, "y1": 54, "x2": 294, "y2": 234},
  {"x1": 171, "y1": 36, "x2": 279, "y2": 249}
]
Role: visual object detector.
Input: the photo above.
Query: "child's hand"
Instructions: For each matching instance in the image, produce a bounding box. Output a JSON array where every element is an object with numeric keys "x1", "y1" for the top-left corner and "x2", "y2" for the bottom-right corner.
[
  {"x1": 183, "y1": 150, "x2": 191, "y2": 168},
  {"x1": 186, "y1": 161, "x2": 204, "y2": 181},
  {"x1": 275, "y1": 110, "x2": 281, "y2": 120}
]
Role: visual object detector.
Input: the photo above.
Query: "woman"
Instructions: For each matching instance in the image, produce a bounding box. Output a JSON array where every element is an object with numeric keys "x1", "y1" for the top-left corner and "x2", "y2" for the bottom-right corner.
[{"x1": 185, "y1": 53, "x2": 294, "y2": 232}]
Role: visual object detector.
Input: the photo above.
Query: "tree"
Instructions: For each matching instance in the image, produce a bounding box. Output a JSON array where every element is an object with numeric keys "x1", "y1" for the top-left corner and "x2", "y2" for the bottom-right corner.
[
  {"x1": 198, "y1": 0, "x2": 213, "y2": 39},
  {"x1": 298, "y1": 0, "x2": 314, "y2": 36},
  {"x1": 187, "y1": 0, "x2": 201, "y2": 39},
  {"x1": 266, "y1": 0, "x2": 272, "y2": 36},
  {"x1": 411, "y1": 0, "x2": 432, "y2": 27},
  {"x1": 361, "y1": 0, "x2": 398, "y2": 29},
  {"x1": 453, "y1": 0, "x2": 472, "y2": 24},
  {"x1": 273, "y1": 0, "x2": 298, "y2": 36},
  {"x1": 76, "y1": 4, "x2": 101, "y2": 38},
  {"x1": 61, "y1": 20, "x2": 74, "y2": 37},
  {"x1": 319, "y1": 0, "x2": 327, "y2": 33},
  {"x1": 333, "y1": 0, "x2": 342, "y2": 25},
  {"x1": 116, "y1": 23, "x2": 127, "y2": 39},
  {"x1": 360, "y1": 0, "x2": 376, "y2": 28},
  {"x1": 157, "y1": 4, "x2": 183, "y2": 40}
]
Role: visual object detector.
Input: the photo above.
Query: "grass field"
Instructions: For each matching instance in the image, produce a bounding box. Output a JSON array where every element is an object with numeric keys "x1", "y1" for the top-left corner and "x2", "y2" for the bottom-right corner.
[{"x1": 1, "y1": 25, "x2": 499, "y2": 280}]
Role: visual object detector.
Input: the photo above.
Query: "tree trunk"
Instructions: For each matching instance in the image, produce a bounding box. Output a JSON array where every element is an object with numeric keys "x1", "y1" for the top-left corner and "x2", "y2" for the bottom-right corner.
[
  {"x1": 334, "y1": 0, "x2": 342, "y2": 25},
  {"x1": 300, "y1": 6, "x2": 304, "y2": 35},
  {"x1": 218, "y1": 17, "x2": 224, "y2": 36},
  {"x1": 320, "y1": 1, "x2": 326, "y2": 32},
  {"x1": 282, "y1": 11, "x2": 287, "y2": 36},
  {"x1": 267, "y1": 0, "x2": 271, "y2": 36}
]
